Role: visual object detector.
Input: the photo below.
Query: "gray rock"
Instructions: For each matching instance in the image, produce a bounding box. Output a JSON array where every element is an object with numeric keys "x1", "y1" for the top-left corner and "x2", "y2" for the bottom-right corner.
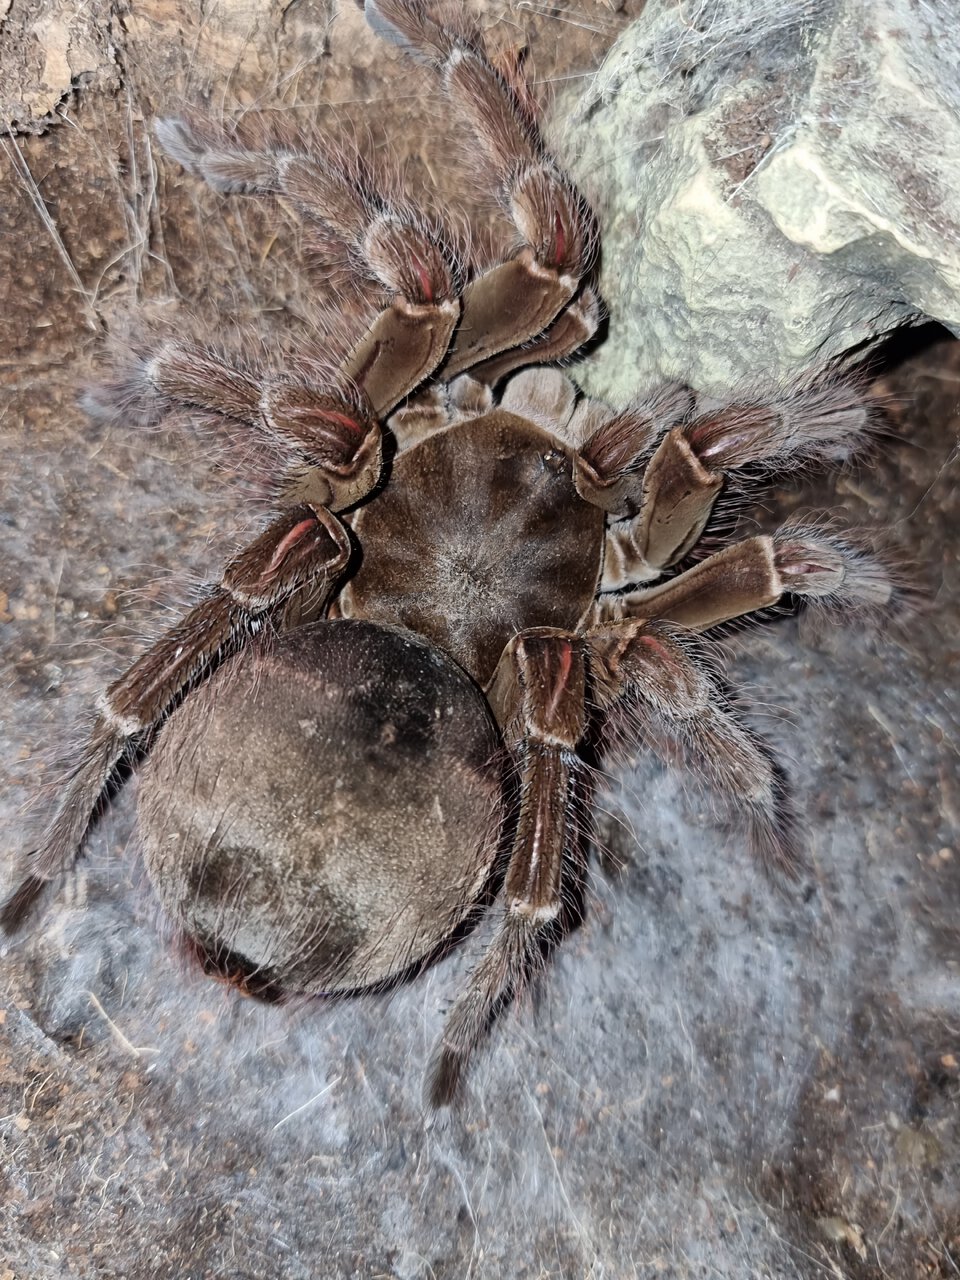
[{"x1": 560, "y1": 0, "x2": 960, "y2": 398}]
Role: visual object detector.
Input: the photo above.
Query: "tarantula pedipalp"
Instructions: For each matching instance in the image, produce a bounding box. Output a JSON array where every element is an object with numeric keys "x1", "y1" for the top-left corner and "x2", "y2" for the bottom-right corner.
[{"x1": 2, "y1": 0, "x2": 897, "y2": 1106}]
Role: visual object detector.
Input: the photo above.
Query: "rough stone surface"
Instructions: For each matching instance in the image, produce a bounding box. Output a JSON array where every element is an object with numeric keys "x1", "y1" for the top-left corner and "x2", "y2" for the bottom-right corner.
[
  {"x1": 562, "y1": 0, "x2": 960, "y2": 399},
  {"x1": 1, "y1": 2, "x2": 958, "y2": 1278},
  {"x1": 0, "y1": 0, "x2": 118, "y2": 131}
]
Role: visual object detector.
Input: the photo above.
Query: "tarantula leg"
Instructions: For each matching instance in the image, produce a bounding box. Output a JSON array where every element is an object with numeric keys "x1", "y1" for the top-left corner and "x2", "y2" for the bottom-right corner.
[
  {"x1": 600, "y1": 428, "x2": 725, "y2": 583},
  {"x1": 574, "y1": 386, "x2": 696, "y2": 518},
  {"x1": 98, "y1": 339, "x2": 386, "y2": 512},
  {"x1": 387, "y1": 385, "x2": 456, "y2": 454},
  {"x1": 367, "y1": 1, "x2": 597, "y2": 378},
  {"x1": 682, "y1": 379, "x2": 872, "y2": 471},
  {"x1": 588, "y1": 620, "x2": 801, "y2": 878},
  {"x1": 155, "y1": 119, "x2": 461, "y2": 414},
  {"x1": 441, "y1": 257, "x2": 587, "y2": 380},
  {"x1": 339, "y1": 300, "x2": 459, "y2": 416},
  {"x1": 466, "y1": 286, "x2": 602, "y2": 388},
  {"x1": 1, "y1": 505, "x2": 351, "y2": 932},
  {"x1": 596, "y1": 380, "x2": 874, "y2": 584},
  {"x1": 427, "y1": 629, "x2": 587, "y2": 1107},
  {"x1": 598, "y1": 527, "x2": 895, "y2": 629},
  {"x1": 629, "y1": 428, "x2": 725, "y2": 574},
  {"x1": 604, "y1": 536, "x2": 783, "y2": 625}
]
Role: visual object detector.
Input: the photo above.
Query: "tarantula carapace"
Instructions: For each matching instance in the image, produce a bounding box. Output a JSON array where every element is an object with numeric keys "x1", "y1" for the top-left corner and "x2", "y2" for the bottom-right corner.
[{"x1": 3, "y1": 0, "x2": 896, "y2": 1105}]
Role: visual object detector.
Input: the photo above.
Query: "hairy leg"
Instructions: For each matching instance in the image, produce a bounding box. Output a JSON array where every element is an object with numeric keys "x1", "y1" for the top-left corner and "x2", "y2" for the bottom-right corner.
[
  {"x1": 367, "y1": 0, "x2": 599, "y2": 379},
  {"x1": 588, "y1": 619, "x2": 801, "y2": 877},
  {"x1": 596, "y1": 524, "x2": 897, "y2": 630},
  {"x1": 155, "y1": 117, "x2": 462, "y2": 415},
  {"x1": 578, "y1": 378, "x2": 874, "y2": 587},
  {"x1": 427, "y1": 628, "x2": 588, "y2": 1107},
  {"x1": 1, "y1": 505, "x2": 351, "y2": 930}
]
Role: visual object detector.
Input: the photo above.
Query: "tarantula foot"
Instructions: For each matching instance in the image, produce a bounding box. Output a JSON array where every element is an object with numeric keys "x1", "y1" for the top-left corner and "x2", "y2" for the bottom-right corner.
[
  {"x1": 774, "y1": 526, "x2": 895, "y2": 614},
  {"x1": 744, "y1": 775, "x2": 806, "y2": 883},
  {"x1": 424, "y1": 1042, "x2": 466, "y2": 1110},
  {"x1": 0, "y1": 871, "x2": 48, "y2": 934}
]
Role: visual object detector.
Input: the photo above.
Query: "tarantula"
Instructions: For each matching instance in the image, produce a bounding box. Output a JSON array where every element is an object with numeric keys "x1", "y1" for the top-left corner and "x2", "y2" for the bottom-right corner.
[{"x1": 3, "y1": 0, "x2": 896, "y2": 1105}]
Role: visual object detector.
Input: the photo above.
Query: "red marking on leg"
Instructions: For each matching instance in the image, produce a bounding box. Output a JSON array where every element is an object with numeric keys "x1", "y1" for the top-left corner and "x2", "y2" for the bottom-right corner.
[
  {"x1": 783, "y1": 561, "x2": 827, "y2": 576},
  {"x1": 410, "y1": 254, "x2": 434, "y2": 303},
  {"x1": 638, "y1": 633, "x2": 673, "y2": 661},
  {"x1": 776, "y1": 543, "x2": 835, "y2": 577},
  {"x1": 318, "y1": 409, "x2": 364, "y2": 437},
  {"x1": 267, "y1": 516, "x2": 318, "y2": 574},
  {"x1": 689, "y1": 422, "x2": 748, "y2": 460}
]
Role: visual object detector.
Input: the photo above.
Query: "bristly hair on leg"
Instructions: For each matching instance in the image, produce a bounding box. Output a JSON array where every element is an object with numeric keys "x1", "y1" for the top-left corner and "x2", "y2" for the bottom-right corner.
[
  {"x1": 773, "y1": 517, "x2": 921, "y2": 626},
  {"x1": 424, "y1": 910, "x2": 546, "y2": 1109}
]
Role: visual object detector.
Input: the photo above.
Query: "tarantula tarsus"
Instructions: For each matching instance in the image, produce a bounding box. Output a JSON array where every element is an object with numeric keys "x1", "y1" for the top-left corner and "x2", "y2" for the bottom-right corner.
[{"x1": 2, "y1": 0, "x2": 897, "y2": 1105}]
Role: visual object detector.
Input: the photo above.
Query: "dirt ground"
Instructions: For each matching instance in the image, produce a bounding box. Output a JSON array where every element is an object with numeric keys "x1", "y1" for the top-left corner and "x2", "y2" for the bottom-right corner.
[{"x1": 1, "y1": 2, "x2": 958, "y2": 1278}]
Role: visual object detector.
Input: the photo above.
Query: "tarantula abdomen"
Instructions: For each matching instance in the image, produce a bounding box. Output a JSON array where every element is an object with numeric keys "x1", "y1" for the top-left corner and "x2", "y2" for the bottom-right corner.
[{"x1": 138, "y1": 620, "x2": 505, "y2": 995}]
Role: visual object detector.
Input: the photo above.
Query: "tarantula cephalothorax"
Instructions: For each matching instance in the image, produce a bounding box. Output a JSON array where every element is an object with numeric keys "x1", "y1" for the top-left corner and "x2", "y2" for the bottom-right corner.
[{"x1": 3, "y1": 0, "x2": 898, "y2": 1105}]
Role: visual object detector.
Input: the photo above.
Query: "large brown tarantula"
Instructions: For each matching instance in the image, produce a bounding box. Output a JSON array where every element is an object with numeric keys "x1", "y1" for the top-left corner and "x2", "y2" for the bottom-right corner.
[{"x1": 3, "y1": 0, "x2": 897, "y2": 1105}]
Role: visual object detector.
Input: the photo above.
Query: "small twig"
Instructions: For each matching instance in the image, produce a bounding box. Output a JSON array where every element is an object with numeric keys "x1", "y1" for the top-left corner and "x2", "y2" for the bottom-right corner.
[
  {"x1": 86, "y1": 991, "x2": 160, "y2": 1058},
  {"x1": 271, "y1": 1077, "x2": 342, "y2": 1130}
]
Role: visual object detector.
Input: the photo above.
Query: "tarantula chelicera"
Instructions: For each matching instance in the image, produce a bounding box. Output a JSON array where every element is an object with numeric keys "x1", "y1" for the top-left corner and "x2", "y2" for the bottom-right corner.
[{"x1": 3, "y1": 0, "x2": 898, "y2": 1105}]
